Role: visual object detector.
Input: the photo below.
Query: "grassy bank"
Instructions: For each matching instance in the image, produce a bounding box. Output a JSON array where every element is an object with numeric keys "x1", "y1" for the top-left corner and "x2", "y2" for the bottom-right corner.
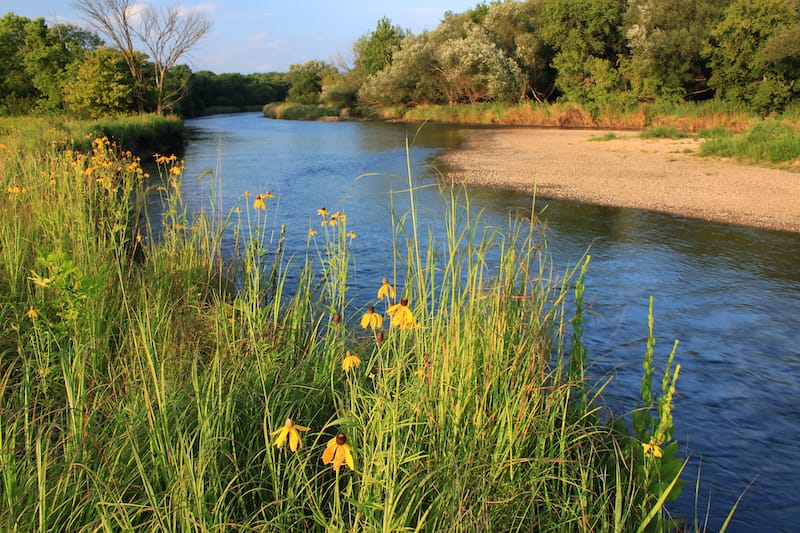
[
  {"x1": 0, "y1": 114, "x2": 183, "y2": 159},
  {"x1": 1, "y1": 118, "x2": 714, "y2": 531}
]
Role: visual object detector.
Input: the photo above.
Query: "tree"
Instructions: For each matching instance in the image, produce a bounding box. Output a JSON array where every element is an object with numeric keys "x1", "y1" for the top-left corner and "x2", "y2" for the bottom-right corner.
[
  {"x1": 705, "y1": 0, "x2": 800, "y2": 113},
  {"x1": 622, "y1": 0, "x2": 730, "y2": 103},
  {"x1": 435, "y1": 26, "x2": 522, "y2": 104},
  {"x1": 137, "y1": 6, "x2": 210, "y2": 115},
  {"x1": 541, "y1": 0, "x2": 628, "y2": 106},
  {"x1": 76, "y1": 0, "x2": 210, "y2": 114},
  {"x1": 0, "y1": 14, "x2": 38, "y2": 112},
  {"x1": 63, "y1": 46, "x2": 136, "y2": 117},
  {"x1": 355, "y1": 17, "x2": 407, "y2": 77},
  {"x1": 286, "y1": 61, "x2": 339, "y2": 105},
  {"x1": 482, "y1": 0, "x2": 555, "y2": 101},
  {"x1": 358, "y1": 33, "x2": 444, "y2": 106}
]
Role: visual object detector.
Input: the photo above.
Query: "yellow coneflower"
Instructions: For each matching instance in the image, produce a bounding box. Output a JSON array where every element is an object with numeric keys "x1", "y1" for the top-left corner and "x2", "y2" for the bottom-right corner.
[
  {"x1": 347, "y1": 231, "x2": 357, "y2": 240},
  {"x1": 322, "y1": 432, "x2": 355, "y2": 472},
  {"x1": 342, "y1": 351, "x2": 361, "y2": 373},
  {"x1": 253, "y1": 194, "x2": 267, "y2": 210},
  {"x1": 26, "y1": 306, "x2": 38, "y2": 320},
  {"x1": 642, "y1": 439, "x2": 663, "y2": 459},
  {"x1": 360, "y1": 306, "x2": 383, "y2": 330},
  {"x1": 377, "y1": 278, "x2": 396, "y2": 300},
  {"x1": 270, "y1": 418, "x2": 310, "y2": 452},
  {"x1": 308, "y1": 228, "x2": 317, "y2": 237},
  {"x1": 387, "y1": 298, "x2": 415, "y2": 330}
]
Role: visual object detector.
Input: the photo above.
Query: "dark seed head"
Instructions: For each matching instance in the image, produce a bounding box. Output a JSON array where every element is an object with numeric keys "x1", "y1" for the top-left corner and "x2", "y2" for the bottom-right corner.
[
  {"x1": 400, "y1": 297, "x2": 408, "y2": 306},
  {"x1": 367, "y1": 305, "x2": 375, "y2": 313},
  {"x1": 332, "y1": 311, "x2": 341, "y2": 324},
  {"x1": 335, "y1": 432, "x2": 347, "y2": 445}
]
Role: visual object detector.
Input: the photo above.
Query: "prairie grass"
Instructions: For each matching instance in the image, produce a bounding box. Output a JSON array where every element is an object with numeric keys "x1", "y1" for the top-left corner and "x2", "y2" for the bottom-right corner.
[{"x1": 0, "y1": 119, "x2": 704, "y2": 531}]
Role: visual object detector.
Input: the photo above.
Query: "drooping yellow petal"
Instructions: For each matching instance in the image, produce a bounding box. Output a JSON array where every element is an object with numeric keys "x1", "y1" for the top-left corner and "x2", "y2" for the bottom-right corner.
[
  {"x1": 377, "y1": 278, "x2": 396, "y2": 300},
  {"x1": 322, "y1": 437, "x2": 337, "y2": 465},
  {"x1": 343, "y1": 443, "x2": 355, "y2": 471},
  {"x1": 289, "y1": 429, "x2": 301, "y2": 452},
  {"x1": 271, "y1": 427, "x2": 288, "y2": 448}
]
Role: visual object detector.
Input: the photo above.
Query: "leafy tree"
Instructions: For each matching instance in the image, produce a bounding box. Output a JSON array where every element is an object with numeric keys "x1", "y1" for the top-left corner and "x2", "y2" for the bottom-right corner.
[
  {"x1": 435, "y1": 25, "x2": 523, "y2": 104},
  {"x1": 286, "y1": 61, "x2": 339, "y2": 105},
  {"x1": 622, "y1": 0, "x2": 730, "y2": 103},
  {"x1": 63, "y1": 46, "x2": 136, "y2": 117},
  {"x1": 358, "y1": 33, "x2": 443, "y2": 106},
  {"x1": 541, "y1": 0, "x2": 628, "y2": 105},
  {"x1": 355, "y1": 17, "x2": 407, "y2": 77},
  {"x1": 482, "y1": 0, "x2": 556, "y2": 101},
  {"x1": 706, "y1": 0, "x2": 800, "y2": 113},
  {"x1": 21, "y1": 17, "x2": 73, "y2": 111},
  {"x1": 0, "y1": 14, "x2": 38, "y2": 112}
]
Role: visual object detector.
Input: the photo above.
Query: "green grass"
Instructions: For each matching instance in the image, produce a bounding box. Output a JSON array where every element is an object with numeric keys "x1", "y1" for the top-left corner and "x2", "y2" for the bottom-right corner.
[
  {"x1": 0, "y1": 117, "x2": 728, "y2": 531},
  {"x1": 700, "y1": 118, "x2": 800, "y2": 165},
  {"x1": 640, "y1": 126, "x2": 693, "y2": 139}
]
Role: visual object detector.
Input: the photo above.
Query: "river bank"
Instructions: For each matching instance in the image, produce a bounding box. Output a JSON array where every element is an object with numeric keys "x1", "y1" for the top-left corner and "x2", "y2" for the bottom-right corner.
[{"x1": 438, "y1": 127, "x2": 800, "y2": 233}]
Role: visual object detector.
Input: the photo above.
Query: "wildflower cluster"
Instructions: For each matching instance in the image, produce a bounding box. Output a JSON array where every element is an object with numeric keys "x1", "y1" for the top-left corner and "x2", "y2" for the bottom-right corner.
[{"x1": 358, "y1": 278, "x2": 416, "y2": 332}]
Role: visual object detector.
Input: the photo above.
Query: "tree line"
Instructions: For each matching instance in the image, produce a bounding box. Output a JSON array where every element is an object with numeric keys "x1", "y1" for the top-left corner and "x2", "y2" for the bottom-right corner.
[{"x1": 2, "y1": 0, "x2": 798, "y2": 119}]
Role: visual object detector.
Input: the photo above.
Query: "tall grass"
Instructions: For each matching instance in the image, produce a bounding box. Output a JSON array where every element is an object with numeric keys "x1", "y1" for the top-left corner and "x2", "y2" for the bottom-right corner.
[{"x1": 0, "y1": 122, "x2": 702, "y2": 531}]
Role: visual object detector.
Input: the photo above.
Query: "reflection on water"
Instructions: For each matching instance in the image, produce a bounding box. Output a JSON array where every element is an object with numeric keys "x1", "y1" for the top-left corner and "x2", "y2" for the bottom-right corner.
[{"x1": 179, "y1": 113, "x2": 800, "y2": 532}]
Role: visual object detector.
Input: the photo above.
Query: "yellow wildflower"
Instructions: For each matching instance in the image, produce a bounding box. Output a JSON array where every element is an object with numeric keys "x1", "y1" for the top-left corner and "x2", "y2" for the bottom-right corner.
[
  {"x1": 347, "y1": 231, "x2": 357, "y2": 240},
  {"x1": 308, "y1": 228, "x2": 317, "y2": 237},
  {"x1": 263, "y1": 191, "x2": 275, "y2": 199},
  {"x1": 360, "y1": 306, "x2": 383, "y2": 330},
  {"x1": 271, "y1": 418, "x2": 310, "y2": 452},
  {"x1": 169, "y1": 165, "x2": 182, "y2": 176},
  {"x1": 26, "y1": 306, "x2": 39, "y2": 320},
  {"x1": 253, "y1": 194, "x2": 267, "y2": 210},
  {"x1": 316, "y1": 206, "x2": 329, "y2": 217},
  {"x1": 642, "y1": 439, "x2": 663, "y2": 459},
  {"x1": 322, "y1": 432, "x2": 355, "y2": 472},
  {"x1": 342, "y1": 351, "x2": 361, "y2": 373},
  {"x1": 387, "y1": 298, "x2": 415, "y2": 330},
  {"x1": 243, "y1": 191, "x2": 251, "y2": 198},
  {"x1": 377, "y1": 278, "x2": 396, "y2": 300}
]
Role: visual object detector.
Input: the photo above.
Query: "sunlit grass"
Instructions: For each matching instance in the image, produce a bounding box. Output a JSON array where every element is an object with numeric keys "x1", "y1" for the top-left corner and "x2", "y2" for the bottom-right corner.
[{"x1": 0, "y1": 118, "x2": 720, "y2": 531}]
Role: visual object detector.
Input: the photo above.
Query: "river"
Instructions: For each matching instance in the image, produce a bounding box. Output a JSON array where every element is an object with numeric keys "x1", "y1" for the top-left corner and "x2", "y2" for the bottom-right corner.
[{"x1": 179, "y1": 112, "x2": 800, "y2": 532}]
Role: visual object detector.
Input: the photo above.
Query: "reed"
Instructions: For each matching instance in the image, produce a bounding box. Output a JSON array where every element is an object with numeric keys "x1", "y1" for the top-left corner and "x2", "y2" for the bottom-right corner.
[{"x1": 0, "y1": 119, "x2": 715, "y2": 531}]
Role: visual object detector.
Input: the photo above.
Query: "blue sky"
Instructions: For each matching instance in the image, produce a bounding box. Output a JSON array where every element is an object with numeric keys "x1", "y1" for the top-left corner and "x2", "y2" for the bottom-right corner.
[{"x1": 4, "y1": 1, "x2": 480, "y2": 73}]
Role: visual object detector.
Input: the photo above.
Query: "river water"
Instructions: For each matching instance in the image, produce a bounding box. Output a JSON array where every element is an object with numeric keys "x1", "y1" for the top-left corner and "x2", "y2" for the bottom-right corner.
[{"x1": 179, "y1": 113, "x2": 800, "y2": 532}]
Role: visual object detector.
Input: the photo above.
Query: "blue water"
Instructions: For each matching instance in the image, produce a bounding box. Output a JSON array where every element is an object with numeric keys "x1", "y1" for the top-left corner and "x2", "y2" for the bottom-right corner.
[{"x1": 180, "y1": 113, "x2": 800, "y2": 532}]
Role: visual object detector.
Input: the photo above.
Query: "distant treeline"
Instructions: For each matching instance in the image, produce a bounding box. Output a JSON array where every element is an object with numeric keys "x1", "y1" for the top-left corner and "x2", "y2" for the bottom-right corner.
[{"x1": 2, "y1": 0, "x2": 799, "y2": 119}]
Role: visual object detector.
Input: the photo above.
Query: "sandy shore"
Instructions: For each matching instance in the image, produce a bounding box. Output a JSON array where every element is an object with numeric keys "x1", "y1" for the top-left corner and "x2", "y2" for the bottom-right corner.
[{"x1": 437, "y1": 128, "x2": 800, "y2": 233}]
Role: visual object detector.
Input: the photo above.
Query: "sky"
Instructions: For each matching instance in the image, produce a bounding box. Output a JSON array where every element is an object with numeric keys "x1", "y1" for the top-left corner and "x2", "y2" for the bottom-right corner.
[{"x1": 4, "y1": 0, "x2": 481, "y2": 74}]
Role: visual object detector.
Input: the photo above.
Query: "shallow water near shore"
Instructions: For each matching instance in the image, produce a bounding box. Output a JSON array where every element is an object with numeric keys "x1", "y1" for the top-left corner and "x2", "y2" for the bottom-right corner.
[{"x1": 180, "y1": 113, "x2": 800, "y2": 532}]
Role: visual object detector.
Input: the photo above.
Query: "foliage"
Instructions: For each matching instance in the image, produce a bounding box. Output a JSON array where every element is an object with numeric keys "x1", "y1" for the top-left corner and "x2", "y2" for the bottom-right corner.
[
  {"x1": 63, "y1": 47, "x2": 136, "y2": 118},
  {"x1": 182, "y1": 71, "x2": 290, "y2": 117},
  {"x1": 354, "y1": 17, "x2": 407, "y2": 77},
  {"x1": 541, "y1": 0, "x2": 628, "y2": 108},
  {"x1": 622, "y1": 0, "x2": 730, "y2": 103},
  {"x1": 286, "y1": 60, "x2": 340, "y2": 105},
  {"x1": 705, "y1": 0, "x2": 800, "y2": 114}
]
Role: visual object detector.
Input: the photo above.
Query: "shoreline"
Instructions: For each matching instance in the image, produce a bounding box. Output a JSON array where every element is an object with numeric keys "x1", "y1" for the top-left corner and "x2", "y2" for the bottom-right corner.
[{"x1": 437, "y1": 127, "x2": 800, "y2": 233}]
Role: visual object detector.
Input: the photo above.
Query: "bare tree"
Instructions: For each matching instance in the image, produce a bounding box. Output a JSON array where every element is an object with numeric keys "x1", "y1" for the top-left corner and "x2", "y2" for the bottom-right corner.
[
  {"x1": 137, "y1": 6, "x2": 210, "y2": 114},
  {"x1": 75, "y1": 0, "x2": 210, "y2": 115}
]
